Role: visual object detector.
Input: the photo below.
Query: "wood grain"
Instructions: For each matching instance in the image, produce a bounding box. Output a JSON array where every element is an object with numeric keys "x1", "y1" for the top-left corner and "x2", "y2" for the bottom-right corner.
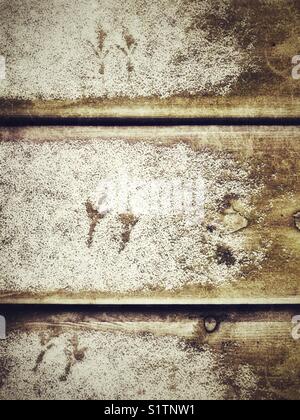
[
  {"x1": 0, "y1": 307, "x2": 299, "y2": 400},
  {"x1": 0, "y1": 0, "x2": 299, "y2": 119},
  {"x1": 0, "y1": 126, "x2": 300, "y2": 304}
]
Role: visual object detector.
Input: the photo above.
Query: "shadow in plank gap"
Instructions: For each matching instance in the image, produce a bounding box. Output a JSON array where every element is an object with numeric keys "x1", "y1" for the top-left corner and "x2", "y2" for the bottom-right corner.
[
  {"x1": 0, "y1": 0, "x2": 300, "y2": 118},
  {"x1": 0, "y1": 126, "x2": 300, "y2": 304},
  {"x1": 0, "y1": 307, "x2": 299, "y2": 400}
]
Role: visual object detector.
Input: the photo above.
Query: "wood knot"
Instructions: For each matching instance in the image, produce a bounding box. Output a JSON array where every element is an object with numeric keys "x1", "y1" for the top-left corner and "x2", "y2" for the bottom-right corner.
[{"x1": 204, "y1": 317, "x2": 218, "y2": 333}]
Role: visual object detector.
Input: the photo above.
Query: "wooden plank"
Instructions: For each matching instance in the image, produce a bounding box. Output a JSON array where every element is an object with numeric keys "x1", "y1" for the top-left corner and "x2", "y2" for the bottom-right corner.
[
  {"x1": 0, "y1": 126, "x2": 300, "y2": 304},
  {"x1": 0, "y1": 307, "x2": 299, "y2": 400},
  {"x1": 0, "y1": 0, "x2": 300, "y2": 119}
]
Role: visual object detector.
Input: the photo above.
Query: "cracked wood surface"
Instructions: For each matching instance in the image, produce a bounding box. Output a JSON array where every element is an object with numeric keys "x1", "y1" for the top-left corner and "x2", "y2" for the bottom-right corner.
[
  {"x1": 0, "y1": 0, "x2": 300, "y2": 119},
  {"x1": 0, "y1": 307, "x2": 299, "y2": 400},
  {"x1": 0, "y1": 126, "x2": 300, "y2": 304}
]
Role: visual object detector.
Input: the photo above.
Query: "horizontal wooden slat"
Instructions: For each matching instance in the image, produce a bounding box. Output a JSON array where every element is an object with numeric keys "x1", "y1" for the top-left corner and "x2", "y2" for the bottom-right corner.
[
  {"x1": 0, "y1": 0, "x2": 299, "y2": 118},
  {"x1": 0, "y1": 126, "x2": 300, "y2": 304},
  {"x1": 0, "y1": 307, "x2": 299, "y2": 400}
]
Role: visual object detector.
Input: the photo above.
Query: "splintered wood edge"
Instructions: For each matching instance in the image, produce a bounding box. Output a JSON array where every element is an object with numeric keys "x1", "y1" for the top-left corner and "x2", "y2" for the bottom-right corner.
[
  {"x1": 0, "y1": 295, "x2": 300, "y2": 305},
  {"x1": 1, "y1": 125, "x2": 300, "y2": 146},
  {"x1": 0, "y1": 97, "x2": 300, "y2": 119},
  {"x1": 1, "y1": 308, "x2": 299, "y2": 361},
  {"x1": 3, "y1": 307, "x2": 299, "y2": 338}
]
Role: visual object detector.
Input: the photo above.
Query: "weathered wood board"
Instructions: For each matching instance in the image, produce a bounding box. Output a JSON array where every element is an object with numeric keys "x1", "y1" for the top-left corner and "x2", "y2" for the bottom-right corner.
[
  {"x1": 0, "y1": 126, "x2": 300, "y2": 304},
  {"x1": 0, "y1": 307, "x2": 299, "y2": 400},
  {"x1": 0, "y1": 0, "x2": 300, "y2": 119}
]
